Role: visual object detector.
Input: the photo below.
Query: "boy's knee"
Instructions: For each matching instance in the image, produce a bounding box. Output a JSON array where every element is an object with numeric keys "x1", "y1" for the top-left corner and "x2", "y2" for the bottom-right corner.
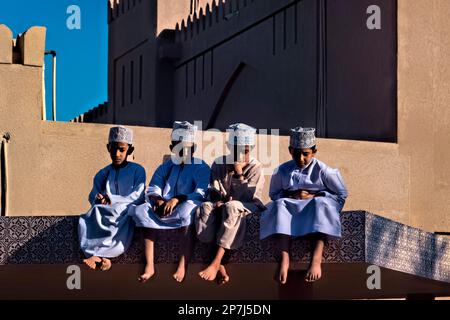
[
  {"x1": 224, "y1": 200, "x2": 244, "y2": 213},
  {"x1": 200, "y1": 201, "x2": 214, "y2": 212},
  {"x1": 312, "y1": 197, "x2": 328, "y2": 207},
  {"x1": 196, "y1": 202, "x2": 214, "y2": 220},
  {"x1": 275, "y1": 198, "x2": 287, "y2": 207}
]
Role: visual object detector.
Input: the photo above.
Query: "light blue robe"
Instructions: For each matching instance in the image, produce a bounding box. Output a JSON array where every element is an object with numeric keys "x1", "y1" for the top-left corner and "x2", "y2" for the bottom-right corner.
[
  {"x1": 260, "y1": 158, "x2": 348, "y2": 240},
  {"x1": 78, "y1": 162, "x2": 146, "y2": 258},
  {"x1": 130, "y1": 158, "x2": 210, "y2": 229}
]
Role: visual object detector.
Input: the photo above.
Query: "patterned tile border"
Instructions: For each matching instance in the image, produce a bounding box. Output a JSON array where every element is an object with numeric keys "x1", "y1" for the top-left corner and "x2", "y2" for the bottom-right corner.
[
  {"x1": 365, "y1": 213, "x2": 450, "y2": 283},
  {"x1": 0, "y1": 211, "x2": 448, "y2": 284}
]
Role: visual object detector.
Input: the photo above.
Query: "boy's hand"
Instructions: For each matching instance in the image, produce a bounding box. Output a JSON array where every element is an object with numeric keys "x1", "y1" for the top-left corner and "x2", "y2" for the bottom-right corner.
[
  {"x1": 163, "y1": 198, "x2": 179, "y2": 216},
  {"x1": 95, "y1": 194, "x2": 111, "y2": 205},
  {"x1": 95, "y1": 194, "x2": 104, "y2": 204},
  {"x1": 153, "y1": 199, "x2": 166, "y2": 216},
  {"x1": 103, "y1": 194, "x2": 111, "y2": 205},
  {"x1": 289, "y1": 190, "x2": 315, "y2": 200},
  {"x1": 155, "y1": 199, "x2": 165, "y2": 208},
  {"x1": 299, "y1": 190, "x2": 315, "y2": 200},
  {"x1": 214, "y1": 201, "x2": 224, "y2": 209},
  {"x1": 233, "y1": 162, "x2": 245, "y2": 175}
]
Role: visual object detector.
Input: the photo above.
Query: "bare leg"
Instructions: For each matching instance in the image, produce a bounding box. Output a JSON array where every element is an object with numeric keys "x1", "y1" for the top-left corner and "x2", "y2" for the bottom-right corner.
[
  {"x1": 200, "y1": 201, "x2": 244, "y2": 284},
  {"x1": 173, "y1": 225, "x2": 195, "y2": 283},
  {"x1": 83, "y1": 256, "x2": 102, "y2": 270},
  {"x1": 217, "y1": 264, "x2": 230, "y2": 285},
  {"x1": 277, "y1": 235, "x2": 291, "y2": 285},
  {"x1": 305, "y1": 234, "x2": 325, "y2": 282},
  {"x1": 138, "y1": 228, "x2": 156, "y2": 283},
  {"x1": 198, "y1": 246, "x2": 226, "y2": 281}
]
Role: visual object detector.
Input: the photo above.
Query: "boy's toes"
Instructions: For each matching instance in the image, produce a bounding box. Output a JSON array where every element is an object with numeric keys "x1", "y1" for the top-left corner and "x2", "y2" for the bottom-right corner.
[{"x1": 100, "y1": 258, "x2": 112, "y2": 271}]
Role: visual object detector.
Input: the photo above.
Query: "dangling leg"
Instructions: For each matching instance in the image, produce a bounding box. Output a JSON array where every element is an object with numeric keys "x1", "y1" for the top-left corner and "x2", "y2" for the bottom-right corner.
[
  {"x1": 198, "y1": 246, "x2": 226, "y2": 281},
  {"x1": 277, "y1": 234, "x2": 291, "y2": 284},
  {"x1": 138, "y1": 228, "x2": 156, "y2": 283},
  {"x1": 305, "y1": 233, "x2": 325, "y2": 282},
  {"x1": 217, "y1": 249, "x2": 231, "y2": 285},
  {"x1": 83, "y1": 256, "x2": 102, "y2": 270},
  {"x1": 199, "y1": 201, "x2": 246, "y2": 284},
  {"x1": 173, "y1": 225, "x2": 195, "y2": 282},
  {"x1": 100, "y1": 258, "x2": 112, "y2": 271}
]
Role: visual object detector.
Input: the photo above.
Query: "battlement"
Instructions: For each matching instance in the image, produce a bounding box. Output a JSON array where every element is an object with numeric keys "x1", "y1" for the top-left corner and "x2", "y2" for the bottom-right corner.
[
  {"x1": 173, "y1": 0, "x2": 296, "y2": 63},
  {"x1": 0, "y1": 24, "x2": 46, "y2": 67},
  {"x1": 70, "y1": 102, "x2": 110, "y2": 124},
  {"x1": 175, "y1": 0, "x2": 257, "y2": 41},
  {"x1": 108, "y1": 0, "x2": 144, "y2": 23}
]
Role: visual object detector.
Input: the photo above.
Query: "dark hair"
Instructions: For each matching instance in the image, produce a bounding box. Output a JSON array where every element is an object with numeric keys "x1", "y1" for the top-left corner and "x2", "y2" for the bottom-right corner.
[
  {"x1": 107, "y1": 142, "x2": 133, "y2": 147},
  {"x1": 289, "y1": 145, "x2": 317, "y2": 152}
]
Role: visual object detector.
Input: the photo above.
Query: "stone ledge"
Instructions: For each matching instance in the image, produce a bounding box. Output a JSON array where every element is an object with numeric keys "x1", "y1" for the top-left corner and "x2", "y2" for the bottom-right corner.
[{"x1": 0, "y1": 211, "x2": 449, "y2": 284}]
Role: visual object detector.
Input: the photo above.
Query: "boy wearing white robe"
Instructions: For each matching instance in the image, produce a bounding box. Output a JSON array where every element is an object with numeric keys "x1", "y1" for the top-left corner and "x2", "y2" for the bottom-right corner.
[
  {"x1": 130, "y1": 121, "x2": 210, "y2": 283},
  {"x1": 260, "y1": 127, "x2": 348, "y2": 284},
  {"x1": 79, "y1": 126, "x2": 146, "y2": 271}
]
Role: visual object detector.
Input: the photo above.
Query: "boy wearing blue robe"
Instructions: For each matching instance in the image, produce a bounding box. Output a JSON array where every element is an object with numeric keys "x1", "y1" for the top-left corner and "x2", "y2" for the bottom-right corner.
[
  {"x1": 260, "y1": 127, "x2": 348, "y2": 284},
  {"x1": 130, "y1": 121, "x2": 210, "y2": 283},
  {"x1": 79, "y1": 126, "x2": 146, "y2": 271}
]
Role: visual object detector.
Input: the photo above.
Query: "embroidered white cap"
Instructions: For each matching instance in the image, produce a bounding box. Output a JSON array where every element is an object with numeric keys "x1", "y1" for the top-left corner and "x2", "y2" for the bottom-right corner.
[
  {"x1": 108, "y1": 126, "x2": 133, "y2": 144},
  {"x1": 171, "y1": 121, "x2": 197, "y2": 144},
  {"x1": 227, "y1": 123, "x2": 257, "y2": 146},
  {"x1": 289, "y1": 127, "x2": 316, "y2": 149}
]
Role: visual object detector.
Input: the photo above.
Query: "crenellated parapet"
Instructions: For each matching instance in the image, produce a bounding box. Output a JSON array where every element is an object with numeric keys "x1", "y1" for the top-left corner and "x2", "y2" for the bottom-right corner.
[
  {"x1": 172, "y1": 0, "x2": 295, "y2": 63},
  {"x1": 0, "y1": 24, "x2": 46, "y2": 66},
  {"x1": 108, "y1": 0, "x2": 145, "y2": 23},
  {"x1": 70, "y1": 102, "x2": 109, "y2": 123}
]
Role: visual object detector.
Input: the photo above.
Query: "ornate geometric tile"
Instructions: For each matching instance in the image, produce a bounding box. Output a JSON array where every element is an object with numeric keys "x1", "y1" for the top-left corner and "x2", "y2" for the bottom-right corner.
[
  {"x1": 365, "y1": 213, "x2": 450, "y2": 283},
  {"x1": 0, "y1": 211, "x2": 448, "y2": 284}
]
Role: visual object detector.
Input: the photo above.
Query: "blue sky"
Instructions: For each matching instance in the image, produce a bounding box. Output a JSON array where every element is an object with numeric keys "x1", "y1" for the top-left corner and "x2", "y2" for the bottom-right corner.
[{"x1": 0, "y1": 0, "x2": 107, "y2": 121}]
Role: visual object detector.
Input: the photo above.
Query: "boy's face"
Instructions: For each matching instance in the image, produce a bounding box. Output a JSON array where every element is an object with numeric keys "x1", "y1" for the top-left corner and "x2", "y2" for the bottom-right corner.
[
  {"x1": 289, "y1": 147, "x2": 316, "y2": 168},
  {"x1": 107, "y1": 142, "x2": 130, "y2": 166},
  {"x1": 170, "y1": 141, "x2": 195, "y2": 163},
  {"x1": 231, "y1": 144, "x2": 251, "y2": 162}
]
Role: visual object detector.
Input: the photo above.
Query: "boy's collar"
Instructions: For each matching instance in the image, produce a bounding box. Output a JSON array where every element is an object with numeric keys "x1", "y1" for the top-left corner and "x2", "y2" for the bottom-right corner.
[
  {"x1": 294, "y1": 157, "x2": 316, "y2": 170},
  {"x1": 171, "y1": 156, "x2": 196, "y2": 165},
  {"x1": 112, "y1": 160, "x2": 129, "y2": 169}
]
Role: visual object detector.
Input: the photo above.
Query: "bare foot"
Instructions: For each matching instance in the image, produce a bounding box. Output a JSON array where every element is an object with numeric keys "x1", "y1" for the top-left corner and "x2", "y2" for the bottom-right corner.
[
  {"x1": 138, "y1": 264, "x2": 155, "y2": 283},
  {"x1": 305, "y1": 260, "x2": 322, "y2": 282},
  {"x1": 217, "y1": 265, "x2": 230, "y2": 285},
  {"x1": 278, "y1": 252, "x2": 289, "y2": 285},
  {"x1": 100, "y1": 258, "x2": 112, "y2": 271},
  {"x1": 173, "y1": 265, "x2": 186, "y2": 283},
  {"x1": 198, "y1": 264, "x2": 220, "y2": 281},
  {"x1": 83, "y1": 256, "x2": 102, "y2": 270}
]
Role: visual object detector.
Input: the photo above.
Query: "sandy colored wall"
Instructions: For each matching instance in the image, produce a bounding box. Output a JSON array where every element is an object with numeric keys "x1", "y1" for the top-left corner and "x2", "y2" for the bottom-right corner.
[
  {"x1": 0, "y1": 60, "x2": 415, "y2": 226},
  {"x1": 1, "y1": 1, "x2": 450, "y2": 234},
  {"x1": 0, "y1": 56, "x2": 412, "y2": 219},
  {"x1": 397, "y1": 0, "x2": 450, "y2": 232},
  {"x1": 36, "y1": 122, "x2": 411, "y2": 220},
  {"x1": 1, "y1": 103, "x2": 411, "y2": 225},
  {"x1": 0, "y1": 60, "x2": 409, "y2": 221}
]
